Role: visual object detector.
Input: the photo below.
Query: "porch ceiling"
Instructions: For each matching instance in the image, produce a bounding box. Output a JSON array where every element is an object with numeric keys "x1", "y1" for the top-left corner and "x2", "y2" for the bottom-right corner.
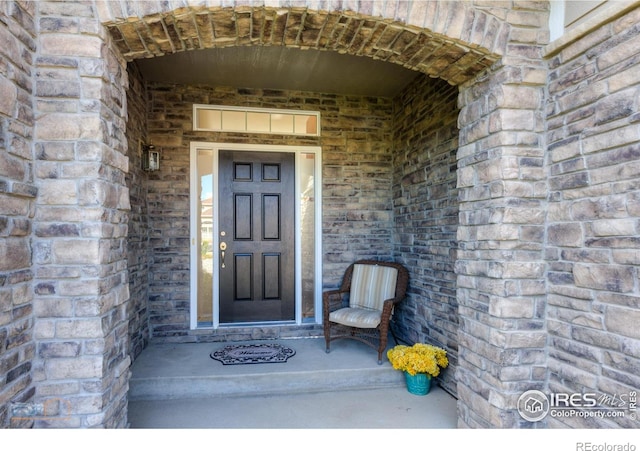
[{"x1": 135, "y1": 46, "x2": 422, "y2": 97}]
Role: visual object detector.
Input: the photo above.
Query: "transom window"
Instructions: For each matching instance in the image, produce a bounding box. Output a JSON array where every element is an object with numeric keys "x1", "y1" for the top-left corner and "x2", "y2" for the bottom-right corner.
[{"x1": 194, "y1": 105, "x2": 320, "y2": 136}]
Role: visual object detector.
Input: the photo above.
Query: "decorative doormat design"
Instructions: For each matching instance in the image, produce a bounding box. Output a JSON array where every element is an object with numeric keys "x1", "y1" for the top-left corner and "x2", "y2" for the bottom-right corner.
[{"x1": 210, "y1": 343, "x2": 296, "y2": 365}]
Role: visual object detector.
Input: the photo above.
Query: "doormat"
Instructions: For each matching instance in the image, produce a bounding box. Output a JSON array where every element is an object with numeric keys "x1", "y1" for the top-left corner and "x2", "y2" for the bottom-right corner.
[{"x1": 210, "y1": 343, "x2": 296, "y2": 365}]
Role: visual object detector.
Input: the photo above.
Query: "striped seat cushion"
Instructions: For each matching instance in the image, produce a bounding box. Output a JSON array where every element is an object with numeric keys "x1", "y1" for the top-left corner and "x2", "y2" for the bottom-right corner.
[
  {"x1": 329, "y1": 307, "x2": 382, "y2": 328},
  {"x1": 329, "y1": 264, "x2": 398, "y2": 329},
  {"x1": 349, "y1": 264, "x2": 398, "y2": 310}
]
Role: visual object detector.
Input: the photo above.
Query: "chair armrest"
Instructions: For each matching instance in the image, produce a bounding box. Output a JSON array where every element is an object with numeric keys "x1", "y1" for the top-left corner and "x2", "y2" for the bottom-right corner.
[
  {"x1": 381, "y1": 297, "x2": 403, "y2": 321},
  {"x1": 322, "y1": 289, "x2": 349, "y2": 314}
]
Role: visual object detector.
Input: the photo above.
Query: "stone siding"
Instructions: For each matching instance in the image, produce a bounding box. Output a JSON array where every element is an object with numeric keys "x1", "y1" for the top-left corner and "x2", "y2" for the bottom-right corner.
[
  {"x1": 455, "y1": 2, "x2": 550, "y2": 428},
  {"x1": 391, "y1": 75, "x2": 461, "y2": 396},
  {"x1": 125, "y1": 63, "x2": 150, "y2": 361},
  {"x1": 0, "y1": 0, "x2": 637, "y2": 430},
  {"x1": 0, "y1": 1, "x2": 37, "y2": 429},
  {"x1": 30, "y1": 1, "x2": 131, "y2": 428},
  {"x1": 545, "y1": 5, "x2": 640, "y2": 428},
  {"x1": 145, "y1": 83, "x2": 394, "y2": 340}
]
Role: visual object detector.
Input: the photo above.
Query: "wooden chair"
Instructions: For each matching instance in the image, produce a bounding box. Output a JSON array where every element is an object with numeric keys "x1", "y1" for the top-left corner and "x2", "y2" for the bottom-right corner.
[{"x1": 323, "y1": 260, "x2": 409, "y2": 364}]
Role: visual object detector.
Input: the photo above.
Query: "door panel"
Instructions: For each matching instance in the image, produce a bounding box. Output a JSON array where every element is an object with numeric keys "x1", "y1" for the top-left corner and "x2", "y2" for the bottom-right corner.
[{"x1": 219, "y1": 150, "x2": 295, "y2": 323}]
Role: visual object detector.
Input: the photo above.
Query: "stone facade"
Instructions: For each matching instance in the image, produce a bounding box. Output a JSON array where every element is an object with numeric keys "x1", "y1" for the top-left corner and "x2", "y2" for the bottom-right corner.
[
  {"x1": 391, "y1": 75, "x2": 461, "y2": 395},
  {"x1": 0, "y1": 0, "x2": 638, "y2": 430},
  {"x1": 30, "y1": 0, "x2": 132, "y2": 428},
  {"x1": 125, "y1": 63, "x2": 150, "y2": 361},
  {"x1": 0, "y1": 0, "x2": 37, "y2": 429},
  {"x1": 455, "y1": 2, "x2": 550, "y2": 428},
  {"x1": 544, "y1": 5, "x2": 640, "y2": 428}
]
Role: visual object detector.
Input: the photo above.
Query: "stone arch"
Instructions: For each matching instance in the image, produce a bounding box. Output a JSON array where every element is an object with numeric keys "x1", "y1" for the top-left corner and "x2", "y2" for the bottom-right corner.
[
  {"x1": 97, "y1": 0, "x2": 549, "y2": 430},
  {"x1": 100, "y1": 4, "x2": 505, "y2": 86}
]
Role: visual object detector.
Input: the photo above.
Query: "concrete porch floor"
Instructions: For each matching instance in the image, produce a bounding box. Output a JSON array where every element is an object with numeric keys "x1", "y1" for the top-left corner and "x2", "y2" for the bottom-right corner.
[{"x1": 127, "y1": 336, "x2": 458, "y2": 428}]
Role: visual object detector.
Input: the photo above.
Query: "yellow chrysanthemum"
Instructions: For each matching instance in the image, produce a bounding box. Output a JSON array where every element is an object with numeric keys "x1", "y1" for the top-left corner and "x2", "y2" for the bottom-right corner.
[{"x1": 387, "y1": 343, "x2": 448, "y2": 377}]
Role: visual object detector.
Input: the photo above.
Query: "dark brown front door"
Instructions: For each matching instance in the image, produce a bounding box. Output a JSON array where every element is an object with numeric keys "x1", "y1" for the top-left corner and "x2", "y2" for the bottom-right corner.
[{"x1": 218, "y1": 150, "x2": 295, "y2": 323}]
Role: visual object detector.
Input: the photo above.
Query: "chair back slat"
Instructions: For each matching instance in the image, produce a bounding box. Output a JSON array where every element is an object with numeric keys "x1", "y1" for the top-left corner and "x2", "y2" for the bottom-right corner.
[{"x1": 349, "y1": 264, "x2": 398, "y2": 311}]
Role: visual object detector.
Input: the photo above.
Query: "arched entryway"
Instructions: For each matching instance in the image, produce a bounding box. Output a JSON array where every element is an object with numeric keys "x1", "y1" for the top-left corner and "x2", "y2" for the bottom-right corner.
[
  {"x1": 30, "y1": 0, "x2": 550, "y2": 428},
  {"x1": 104, "y1": 0, "x2": 505, "y2": 420},
  {"x1": 103, "y1": 2, "x2": 549, "y2": 429}
]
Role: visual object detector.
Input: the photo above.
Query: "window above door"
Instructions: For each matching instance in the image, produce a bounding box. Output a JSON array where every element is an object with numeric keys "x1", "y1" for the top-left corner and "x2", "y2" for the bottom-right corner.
[{"x1": 193, "y1": 104, "x2": 320, "y2": 137}]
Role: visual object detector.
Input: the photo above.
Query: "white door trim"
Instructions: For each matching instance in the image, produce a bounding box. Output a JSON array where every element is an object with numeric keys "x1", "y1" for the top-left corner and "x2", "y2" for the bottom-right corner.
[{"x1": 189, "y1": 142, "x2": 323, "y2": 329}]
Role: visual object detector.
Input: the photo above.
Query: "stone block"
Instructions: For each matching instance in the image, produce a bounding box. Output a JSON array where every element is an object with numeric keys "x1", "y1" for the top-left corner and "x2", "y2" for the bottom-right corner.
[
  {"x1": 68, "y1": 394, "x2": 104, "y2": 415},
  {"x1": 609, "y1": 64, "x2": 640, "y2": 93},
  {"x1": 34, "y1": 298, "x2": 73, "y2": 318},
  {"x1": 0, "y1": 150, "x2": 27, "y2": 181},
  {"x1": 38, "y1": 341, "x2": 81, "y2": 358},
  {"x1": 548, "y1": 358, "x2": 597, "y2": 387},
  {"x1": 571, "y1": 197, "x2": 626, "y2": 220},
  {"x1": 11, "y1": 284, "x2": 33, "y2": 306},
  {"x1": 547, "y1": 223, "x2": 582, "y2": 247},
  {"x1": 489, "y1": 296, "x2": 535, "y2": 319},
  {"x1": 37, "y1": 179, "x2": 77, "y2": 205},
  {"x1": 591, "y1": 219, "x2": 636, "y2": 237},
  {"x1": 549, "y1": 171, "x2": 589, "y2": 190},
  {"x1": 45, "y1": 357, "x2": 103, "y2": 380},
  {"x1": 36, "y1": 381, "x2": 80, "y2": 397},
  {"x1": 36, "y1": 80, "x2": 81, "y2": 99},
  {"x1": 582, "y1": 125, "x2": 638, "y2": 155},
  {"x1": 488, "y1": 261, "x2": 545, "y2": 279},
  {"x1": 572, "y1": 325, "x2": 625, "y2": 350},
  {"x1": 51, "y1": 239, "x2": 99, "y2": 265},
  {"x1": 34, "y1": 320, "x2": 55, "y2": 339},
  {"x1": 0, "y1": 239, "x2": 30, "y2": 271},
  {"x1": 35, "y1": 223, "x2": 80, "y2": 237},
  {"x1": 0, "y1": 194, "x2": 29, "y2": 217},
  {"x1": 58, "y1": 279, "x2": 99, "y2": 296},
  {"x1": 477, "y1": 224, "x2": 520, "y2": 241},
  {"x1": 574, "y1": 264, "x2": 634, "y2": 293},
  {"x1": 40, "y1": 34, "x2": 102, "y2": 58},
  {"x1": 605, "y1": 306, "x2": 640, "y2": 339},
  {"x1": 55, "y1": 319, "x2": 103, "y2": 339},
  {"x1": 35, "y1": 114, "x2": 102, "y2": 141},
  {"x1": 612, "y1": 250, "x2": 640, "y2": 265},
  {"x1": 0, "y1": 75, "x2": 18, "y2": 116}
]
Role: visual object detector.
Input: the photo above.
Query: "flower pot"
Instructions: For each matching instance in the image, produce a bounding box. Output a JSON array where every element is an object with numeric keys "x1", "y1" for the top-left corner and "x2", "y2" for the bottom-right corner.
[{"x1": 404, "y1": 372, "x2": 431, "y2": 395}]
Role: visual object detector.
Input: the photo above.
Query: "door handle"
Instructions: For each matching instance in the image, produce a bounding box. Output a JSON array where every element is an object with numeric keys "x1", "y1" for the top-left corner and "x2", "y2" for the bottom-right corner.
[{"x1": 220, "y1": 242, "x2": 227, "y2": 268}]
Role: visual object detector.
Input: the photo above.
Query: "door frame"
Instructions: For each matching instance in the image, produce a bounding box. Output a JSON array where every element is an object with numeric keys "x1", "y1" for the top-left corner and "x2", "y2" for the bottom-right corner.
[{"x1": 189, "y1": 142, "x2": 323, "y2": 329}]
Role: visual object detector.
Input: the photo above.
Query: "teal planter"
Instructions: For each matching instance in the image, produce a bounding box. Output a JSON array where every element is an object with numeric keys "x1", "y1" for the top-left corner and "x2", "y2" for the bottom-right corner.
[{"x1": 404, "y1": 372, "x2": 432, "y2": 395}]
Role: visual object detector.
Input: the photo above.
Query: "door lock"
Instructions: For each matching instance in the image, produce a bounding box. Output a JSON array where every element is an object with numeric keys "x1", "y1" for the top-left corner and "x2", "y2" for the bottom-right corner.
[{"x1": 220, "y1": 242, "x2": 227, "y2": 268}]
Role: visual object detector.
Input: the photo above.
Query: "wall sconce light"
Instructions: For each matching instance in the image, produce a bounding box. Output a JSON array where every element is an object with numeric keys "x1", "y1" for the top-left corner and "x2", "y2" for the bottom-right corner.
[{"x1": 142, "y1": 144, "x2": 160, "y2": 172}]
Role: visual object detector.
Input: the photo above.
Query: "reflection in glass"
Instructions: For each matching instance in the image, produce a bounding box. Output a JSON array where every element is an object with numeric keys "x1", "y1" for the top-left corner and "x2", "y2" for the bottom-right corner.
[
  {"x1": 197, "y1": 109, "x2": 221, "y2": 130},
  {"x1": 247, "y1": 112, "x2": 270, "y2": 132},
  {"x1": 222, "y1": 110, "x2": 245, "y2": 131},
  {"x1": 197, "y1": 150, "x2": 214, "y2": 325},
  {"x1": 295, "y1": 115, "x2": 318, "y2": 135},
  {"x1": 300, "y1": 152, "x2": 316, "y2": 321},
  {"x1": 271, "y1": 114, "x2": 294, "y2": 134}
]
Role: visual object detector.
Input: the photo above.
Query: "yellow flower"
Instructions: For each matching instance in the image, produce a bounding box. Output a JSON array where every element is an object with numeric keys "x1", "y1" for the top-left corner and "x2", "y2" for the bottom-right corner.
[{"x1": 387, "y1": 343, "x2": 448, "y2": 377}]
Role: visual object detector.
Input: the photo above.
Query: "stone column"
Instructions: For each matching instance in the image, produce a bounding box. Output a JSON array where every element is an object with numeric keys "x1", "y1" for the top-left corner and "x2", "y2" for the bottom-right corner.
[
  {"x1": 454, "y1": 3, "x2": 550, "y2": 428},
  {"x1": 0, "y1": 0, "x2": 37, "y2": 428},
  {"x1": 31, "y1": 1, "x2": 131, "y2": 427}
]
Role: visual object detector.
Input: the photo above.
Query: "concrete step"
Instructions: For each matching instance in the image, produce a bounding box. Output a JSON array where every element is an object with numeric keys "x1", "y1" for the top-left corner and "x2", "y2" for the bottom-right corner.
[{"x1": 128, "y1": 338, "x2": 404, "y2": 401}]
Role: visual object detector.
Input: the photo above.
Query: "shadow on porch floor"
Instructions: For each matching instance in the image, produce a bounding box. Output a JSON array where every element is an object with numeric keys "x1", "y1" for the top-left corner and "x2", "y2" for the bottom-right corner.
[{"x1": 127, "y1": 336, "x2": 458, "y2": 428}]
